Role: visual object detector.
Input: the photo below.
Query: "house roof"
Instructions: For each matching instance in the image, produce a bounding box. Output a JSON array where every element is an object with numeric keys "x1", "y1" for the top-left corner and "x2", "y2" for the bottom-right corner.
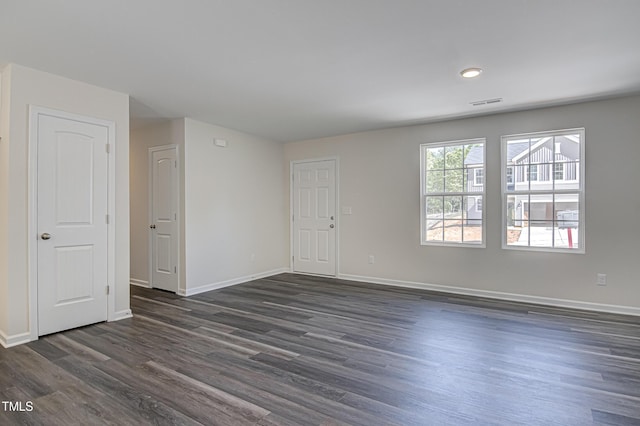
[
  {"x1": 465, "y1": 142, "x2": 531, "y2": 165},
  {"x1": 464, "y1": 137, "x2": 580, "y2": 165}
]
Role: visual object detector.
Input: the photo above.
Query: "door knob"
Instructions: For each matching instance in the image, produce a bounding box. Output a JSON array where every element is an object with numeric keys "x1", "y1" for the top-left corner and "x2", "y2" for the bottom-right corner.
[
  {"x1": 330, "y1": 224, "x2": 335, "y2": 229},
  {"x1": 150, "y1": 224, "x2": 156, "y2": 229},
  {"x1": 41, "y1": 233, "x2": 52, "y2": 240}
]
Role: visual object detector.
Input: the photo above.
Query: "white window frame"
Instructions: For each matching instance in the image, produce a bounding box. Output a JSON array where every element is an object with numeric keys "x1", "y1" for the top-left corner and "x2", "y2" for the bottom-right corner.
[
  {"x1": 501, "y1": 128, "x2": 585, "y2": 253},
  {"x1": 473, "y1": 168, "x2": 484, "y2": 186},
  {"x1": 475, "y1": 196, "x2": 483, "y2": 212},
  {"x1": 420, "y1": 138, "x2": 486, "y2": 248}
]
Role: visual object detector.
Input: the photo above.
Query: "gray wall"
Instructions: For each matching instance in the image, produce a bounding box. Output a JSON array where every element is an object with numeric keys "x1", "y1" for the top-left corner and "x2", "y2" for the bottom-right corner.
[{"x1": 284, "y1": 95, "x2": 640, "y2": 310}]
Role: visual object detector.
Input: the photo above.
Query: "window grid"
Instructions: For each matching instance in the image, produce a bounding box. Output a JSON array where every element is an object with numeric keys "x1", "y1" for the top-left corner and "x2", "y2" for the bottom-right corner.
[
  {"x1": 502, "y1": 129, "x2": 584, "y2": 253},
  {"x1": 420, "y1": 138, "x2": 485, "y2": 247}
]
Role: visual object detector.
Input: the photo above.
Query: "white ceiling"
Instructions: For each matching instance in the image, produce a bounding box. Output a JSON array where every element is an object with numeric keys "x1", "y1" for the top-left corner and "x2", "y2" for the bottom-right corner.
[{"x1": 1, "y1": 0, "x2": 640, "y2": 142}]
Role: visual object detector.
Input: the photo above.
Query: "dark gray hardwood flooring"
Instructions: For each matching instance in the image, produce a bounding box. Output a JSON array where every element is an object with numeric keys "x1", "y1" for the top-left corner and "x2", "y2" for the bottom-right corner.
[{"x1": 2, "y1": 273, "x2": 640, "y2": 425}]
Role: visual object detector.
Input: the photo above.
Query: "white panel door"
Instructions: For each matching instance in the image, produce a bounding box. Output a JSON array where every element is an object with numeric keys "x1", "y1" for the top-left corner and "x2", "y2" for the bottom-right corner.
[
  {"x1": 37, "y1": 113, "x2": 109, "y2": 336},
  {"x1": 293, "y1": 160, "x2": 336, "y2": 276},
  {"x1": 150, "y1": 146, "x2": 179, "y2": 292}
]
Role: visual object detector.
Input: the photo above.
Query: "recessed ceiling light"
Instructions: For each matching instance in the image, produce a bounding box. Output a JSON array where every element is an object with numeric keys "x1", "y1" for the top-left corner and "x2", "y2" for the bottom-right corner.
[{"x1": 460, "y1": 67, "x2": 483, "y2": 78}]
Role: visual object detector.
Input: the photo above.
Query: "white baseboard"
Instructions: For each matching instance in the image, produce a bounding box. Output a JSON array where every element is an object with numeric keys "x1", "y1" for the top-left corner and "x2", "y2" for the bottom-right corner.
[
  {"x1": 130, "y1": 278, "x2": 150, "y2": 288},
  {"x1": 110, "y1": 309, "x2": 133, "y2": 322},
  {"x1": 0, "y1": 330, "x2": 33, "y2": 348},
  {"x1": 338, "y1": 273, "x2": 640, "y2": 317},
  {"x1": 179, "y1": 267, "x2": 289, "y2": 297}
]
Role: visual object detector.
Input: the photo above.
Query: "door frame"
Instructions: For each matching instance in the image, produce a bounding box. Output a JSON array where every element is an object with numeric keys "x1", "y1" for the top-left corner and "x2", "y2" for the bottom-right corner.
[
  {"x1": 148, "y1": 144, "x2": 181, "y2": 293},
  {"x1": 27, "y1": 106, "x2": 117, "y2": 342},
  {"x1": 289, "y1": 157, "x2": 340, "y2": 277}
]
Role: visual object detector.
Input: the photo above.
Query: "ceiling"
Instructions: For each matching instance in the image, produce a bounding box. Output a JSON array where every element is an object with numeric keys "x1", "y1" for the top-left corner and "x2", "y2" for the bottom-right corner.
[{"x1": 1, "y1": 1, "x2": 640, "y2": 142}]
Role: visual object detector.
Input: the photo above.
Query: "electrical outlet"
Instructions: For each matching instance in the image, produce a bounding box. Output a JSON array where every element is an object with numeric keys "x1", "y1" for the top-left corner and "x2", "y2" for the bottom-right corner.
[
  {"x1": 368, "y1": 255, "x2": 375, "y2": 264},
  {"x1": 597, "y1": 273, "x2": 607, "y2": 286},
  {"x1": 250, "y1": 253, "x2": 255, "y2": 262}
]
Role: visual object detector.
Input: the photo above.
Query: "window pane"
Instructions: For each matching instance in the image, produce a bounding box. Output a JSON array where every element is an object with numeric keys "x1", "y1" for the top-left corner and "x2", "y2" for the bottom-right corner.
[
  {"x1": 445, "y1": 145, "x2": 464, "y2": 170},
  {"x1": 563, "y1": 160, "x2": 580, "y2": 183},
  {"x1": 443, "y1": 220, "x2": 462, "y2": 243},
  {"x1": 425, "y1": 196, "x2": 444, "y2": 242},
  {"x1": 506, "y1": 167, "x2": 514, "y2": 185},
  {"x1": 529, "y1": 220, "x2": 553, "y2": 248},
  {"x1": 508, "y1": 165, "x2": 527, "y2": 192},
  {"x1": 463, "y1": 196, "x2": 482, "y2": 244},
  {"x1": 426, "y1": 224, "x2": 443, "y2": 242},
  {"x1": 445, "y1": 168, "x2": 463, "y2": 192},
  {"x1": 426, "y1": 147, "x2": 444, "y2": 170},
  {"x1": 426, "y1": 170, "x2": 444, "y2": 193},
  {"x1": 507, "y1": 194, "x2": 529, "y2": 246},
  {"x1": 554, "y1": 193, "x2": 580, "y2": 249},
  {"x1": 553, "y1": 162, "x2": 564, "y2": 181},
  {"x1": 474, "y1": 168, "x2": 484, "y2": 188},
  {"x1": 444, "y1": 195, "x2": 462, "y2": 216},
  {"x1": 426, "y1": 196, "x2": 444, "y2": 218}
]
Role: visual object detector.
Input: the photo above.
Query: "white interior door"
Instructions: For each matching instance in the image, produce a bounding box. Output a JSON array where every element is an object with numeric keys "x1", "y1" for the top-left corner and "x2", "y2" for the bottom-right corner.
[
  {"x1": 149, "y1": 146, "x2": 179, "y2": 292},
  {"x1": 292, "y1": 160, "x2": 336, "y2": 276},
  {"x1": 36, "y1": 112, "x2": 109, "y2": 336}
]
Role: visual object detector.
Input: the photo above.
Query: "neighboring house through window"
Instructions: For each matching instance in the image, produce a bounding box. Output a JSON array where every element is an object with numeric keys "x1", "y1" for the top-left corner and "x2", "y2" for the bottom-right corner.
[
  {"x1": 506, "y1": 167, "x2": 514, "y2": 185},
  {"x1": 500, "y1": 128, "x2": 584, "y2": 252},
  {"x1": 474, "y1": 168, "x2": 484, "y2": 186},
  {"x1": 420, "y1": 138, "x2": 485, "y2": 246},
  {"x1": 554, "y1": 162, "x2": 564, "y2": 180}
]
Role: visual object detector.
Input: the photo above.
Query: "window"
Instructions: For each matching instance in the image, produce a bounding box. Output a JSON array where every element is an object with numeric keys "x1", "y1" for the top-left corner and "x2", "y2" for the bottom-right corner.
[
  {"x1": 502, "y1": 128, "x2": 584, "y2": 252},
  {"x1": 474, "y1": 168, "x2": 484, "y2": 186},
  {"x1": 554, "y1": 162, "x2": 564, "y2": 180},
  {"x1": 420, "y1": 138, "x2": 485, "y2": 246}
]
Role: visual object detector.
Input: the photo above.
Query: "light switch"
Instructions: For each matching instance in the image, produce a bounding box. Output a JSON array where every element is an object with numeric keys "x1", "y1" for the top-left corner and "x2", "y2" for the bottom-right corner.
[{"x1": 342, "y1": 206, "x2": 352, "y2": 215}]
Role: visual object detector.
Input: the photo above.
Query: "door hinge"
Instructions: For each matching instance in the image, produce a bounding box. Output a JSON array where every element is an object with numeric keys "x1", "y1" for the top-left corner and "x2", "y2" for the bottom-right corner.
[
  {"x1": 105, "y1": 214, "x2": 109, "y2": 224},
  {"x1": 106, "y1": 285, "x2": 110, "y2": 295},
  {"x1": 175, "y1": 160, "x2": 177, "y2": 168},
  {"x1": 292, "y1": 255, "x2": 294, "y2": 261},
  {"x1": 106, "y1": 144, "x2": 111, "y2": 154}
]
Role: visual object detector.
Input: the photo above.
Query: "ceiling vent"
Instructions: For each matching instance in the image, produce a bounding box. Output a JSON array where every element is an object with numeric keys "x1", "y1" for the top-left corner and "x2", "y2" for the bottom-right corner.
[{"x1": 470, "y1": 98, "x2": 503, "y2": 106}]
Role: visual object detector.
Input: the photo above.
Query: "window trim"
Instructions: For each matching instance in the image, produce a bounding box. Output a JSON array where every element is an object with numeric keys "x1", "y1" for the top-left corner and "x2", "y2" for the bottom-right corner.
[
  {"x1": 501, "y1": 128, "x2": 585, "y2": 253},
  {"x1": 420, "y1": 138, "x2": 486, "y2": 248}
]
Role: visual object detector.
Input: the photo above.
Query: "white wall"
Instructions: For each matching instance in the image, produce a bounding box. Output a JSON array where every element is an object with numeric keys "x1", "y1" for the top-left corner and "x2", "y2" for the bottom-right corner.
[
  {"x1": 130, "y1": 119, "x2": 185, "y2": 287},
  {"x1": 284, "y1": 95, "x2": 640, "y2": 312},
  {"x1": 0, "y1": 68, "x2": 10, "y2": 338},
  {"x1": 0, "y1": 64, "x2": 130, "y2": 346},
  {"x1": 183, "y1": 118, "x2": 287, "y2": 294}
]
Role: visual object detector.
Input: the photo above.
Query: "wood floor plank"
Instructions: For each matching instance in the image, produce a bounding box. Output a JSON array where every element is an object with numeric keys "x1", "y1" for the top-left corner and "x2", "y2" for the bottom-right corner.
[{"x1": 2, "y1": 272, "x2": 640, "y2": 424}]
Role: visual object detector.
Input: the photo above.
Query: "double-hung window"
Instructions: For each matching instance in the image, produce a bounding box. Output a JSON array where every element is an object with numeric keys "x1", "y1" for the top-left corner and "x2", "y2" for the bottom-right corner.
[
  {"x1": 420, "y1": 138, "x2": 485, "y2": 246},
  {"x1": 502, "y1": 128, "x2": 584, "y2": 252}
]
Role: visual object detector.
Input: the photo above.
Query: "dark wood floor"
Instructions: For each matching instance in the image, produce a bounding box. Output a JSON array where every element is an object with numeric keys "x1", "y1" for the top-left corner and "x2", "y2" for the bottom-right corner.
[{"x1": 2, "y1": 273, "x2": 640, "y2": 425}]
